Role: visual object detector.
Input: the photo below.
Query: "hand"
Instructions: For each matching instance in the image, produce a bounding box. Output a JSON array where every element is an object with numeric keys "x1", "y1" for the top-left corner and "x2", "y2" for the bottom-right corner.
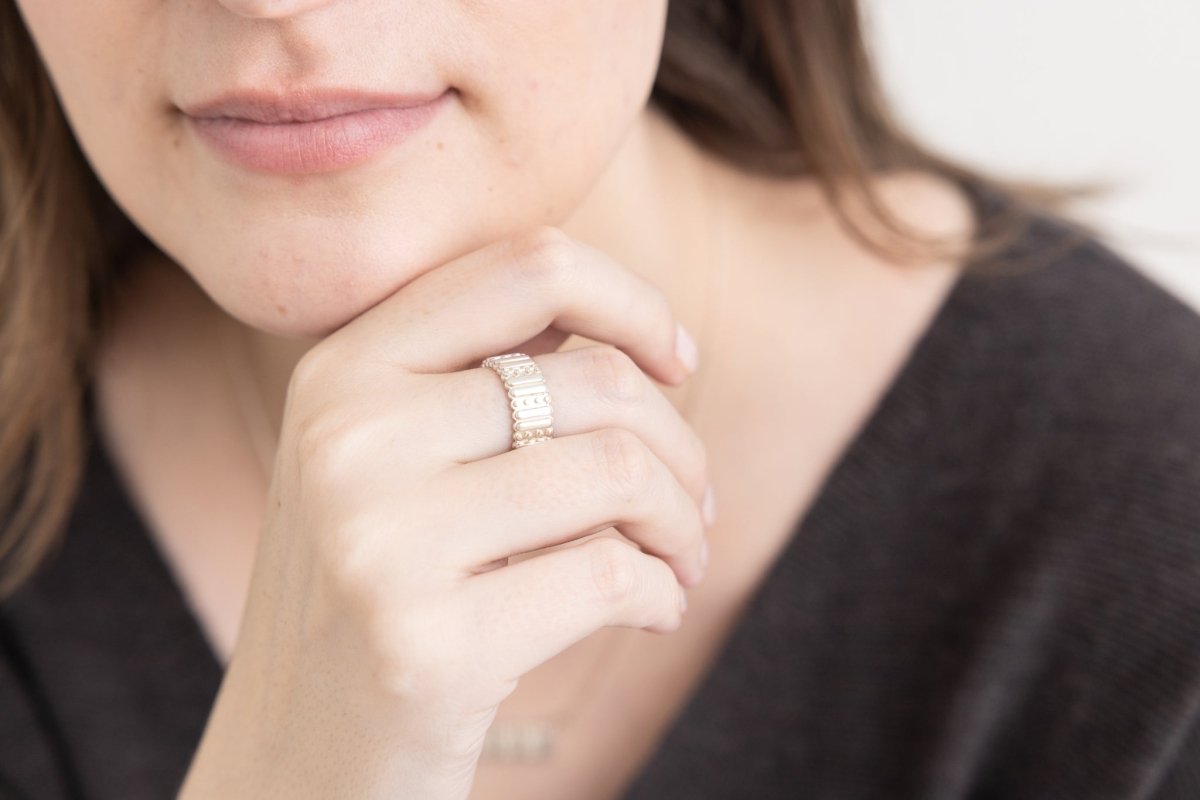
[{"x1": 177, "y1": 227, "x2": 710, "y2": 800}]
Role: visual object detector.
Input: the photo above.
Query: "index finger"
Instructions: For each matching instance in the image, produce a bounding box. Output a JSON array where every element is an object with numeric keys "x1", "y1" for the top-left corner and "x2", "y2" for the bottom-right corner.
[{"x1": 329, "y1": 227, "x2": 696, "y2": 386}]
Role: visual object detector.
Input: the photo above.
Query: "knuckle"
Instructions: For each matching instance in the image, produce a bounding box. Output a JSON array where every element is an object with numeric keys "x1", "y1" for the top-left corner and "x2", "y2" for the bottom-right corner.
[
  {"x1": 292, "y1": 406, "x2": 368, "y2": 485},
  {"x1": 591, "y1": 428, "x2": 653, "y2": 504},
  {"x1": 287, "y1": 347, "x2": 327, "y2": 400},
  {"x1": 652, "y1": 555, "x2": 681, "y2": 606},
  {"x1": 584, "y1": 537, "x2": 640, "y2": 605},
  {"x1": 312, "y1": 511, "x2": 383, "y2": 596},
  {"x1": 312, "y1": 540, "x2": 478, "y2": 706},
  {"x1": 514, "y1": 226, "x2": 578, "y2": 290},
  {"x1": 631, "y1": 279, "x2": 673, "y2": 343},
  {"x1": 688, "y1": 434, "x2": 709, "y2": 494},
  {"x1": 372, "y1": 602, "x2": 464, "y2": 700},
  {"x1": 585, "y1": 346, "x2": 645, "y2": 408}
]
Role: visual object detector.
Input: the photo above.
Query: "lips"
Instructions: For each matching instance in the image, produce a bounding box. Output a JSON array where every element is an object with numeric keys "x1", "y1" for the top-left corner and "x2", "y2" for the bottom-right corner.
[{"x1": 180, "y1": 87, "x2": 451, "y2": 174}]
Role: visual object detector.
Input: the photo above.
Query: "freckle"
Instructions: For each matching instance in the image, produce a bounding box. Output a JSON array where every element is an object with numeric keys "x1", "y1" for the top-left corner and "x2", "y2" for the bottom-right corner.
[
  {"x1": 436, "y1": 140, "x2": 444, "y2": 150},
  {"x1": 275, "y1": 303, "x2": 288, "y2": 316},
  {"x1": 487, "y1": 185, "x2": 495, "y2": 192}
]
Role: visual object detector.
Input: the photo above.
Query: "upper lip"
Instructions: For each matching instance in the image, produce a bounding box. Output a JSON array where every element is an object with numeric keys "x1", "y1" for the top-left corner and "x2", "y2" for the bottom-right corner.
[{"x1": 179, "y1": 87, "x2": 448, "y2": 124}]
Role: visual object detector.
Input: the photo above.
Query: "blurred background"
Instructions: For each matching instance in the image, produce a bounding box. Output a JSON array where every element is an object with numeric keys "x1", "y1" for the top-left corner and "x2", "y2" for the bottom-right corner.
[{"x1": 865, "y1": 0, "x2": 1200, "y2": 310}]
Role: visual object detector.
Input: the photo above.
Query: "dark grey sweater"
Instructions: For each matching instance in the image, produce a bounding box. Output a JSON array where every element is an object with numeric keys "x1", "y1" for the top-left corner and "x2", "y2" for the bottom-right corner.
[{"x1": 2, "y1": 190, "x2": 1199, "y2": 799}]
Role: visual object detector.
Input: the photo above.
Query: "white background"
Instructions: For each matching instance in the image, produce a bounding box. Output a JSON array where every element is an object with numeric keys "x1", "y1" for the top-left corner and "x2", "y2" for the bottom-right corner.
[{"x1": 865, "y1": 0, "x2": 1200, "y2": 310}]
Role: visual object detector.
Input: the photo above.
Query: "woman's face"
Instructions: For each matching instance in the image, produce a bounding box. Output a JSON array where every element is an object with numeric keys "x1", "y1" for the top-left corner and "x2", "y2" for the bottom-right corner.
[{"x1": 13, "y1": 1, "x2": 668, "y2": 336}]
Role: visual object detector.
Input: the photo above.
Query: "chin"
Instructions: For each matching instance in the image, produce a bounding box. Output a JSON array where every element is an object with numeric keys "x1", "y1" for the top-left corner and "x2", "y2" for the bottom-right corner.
[
  {"x1": 176, "y1": 184, "x2": 565, "y2": 341},
  {"x1": 183, "y1": 236, "x2": 429, "y2": 341},
  {"x1": 232, "y1": 288, "x2": 380, "y2": 341}
]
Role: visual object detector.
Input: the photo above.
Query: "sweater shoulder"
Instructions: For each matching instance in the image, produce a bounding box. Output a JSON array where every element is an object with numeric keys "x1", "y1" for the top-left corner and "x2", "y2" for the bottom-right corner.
[
  {"x1": 898, "y1": 191, "x2": 1200, "y2": 582},
  {"x1": 939, "y1": 195, "x2": 1200, "y2": 473},
  {"x1": 883, "y1": 198, "x2": 1200, "y2": 796}
]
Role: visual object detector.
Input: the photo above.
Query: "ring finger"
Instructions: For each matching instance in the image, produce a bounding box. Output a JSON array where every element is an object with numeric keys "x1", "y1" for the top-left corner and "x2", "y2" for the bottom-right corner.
[{"x1": 420, "y1": 343, "x2": 709, "y2": 507}]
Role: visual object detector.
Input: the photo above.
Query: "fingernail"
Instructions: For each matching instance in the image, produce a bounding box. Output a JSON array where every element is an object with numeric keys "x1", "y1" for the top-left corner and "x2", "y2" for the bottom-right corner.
[
  {"x1": 675, "y1": 321, "x2": 699, "y2": 375},
  {"x1": 701, "y1": 483, "x2": 717, "y2": 527}
]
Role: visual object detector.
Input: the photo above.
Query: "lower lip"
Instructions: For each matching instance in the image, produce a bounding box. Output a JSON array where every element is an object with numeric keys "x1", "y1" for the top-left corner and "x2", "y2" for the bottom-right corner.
[{"x1": 185, "y1": 91, "x2": 450, "y2": 175}]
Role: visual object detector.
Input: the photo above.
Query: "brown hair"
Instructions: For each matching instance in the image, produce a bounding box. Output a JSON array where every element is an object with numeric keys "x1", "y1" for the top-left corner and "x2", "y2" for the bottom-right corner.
[{"x1": 0, "y1": 0, "x2": 1056, "y2": 599}]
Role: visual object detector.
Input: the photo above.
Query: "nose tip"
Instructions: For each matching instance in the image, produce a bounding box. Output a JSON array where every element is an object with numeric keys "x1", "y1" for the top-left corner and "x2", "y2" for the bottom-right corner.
[{"x1": 216, "y1": 0, "x2": 332, "y2": 18}]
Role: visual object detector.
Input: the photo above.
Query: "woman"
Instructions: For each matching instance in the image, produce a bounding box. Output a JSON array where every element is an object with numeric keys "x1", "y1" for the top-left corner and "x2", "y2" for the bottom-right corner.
[{"x1": 1, "y1": 1, "x2": 1197, "y2": 798}]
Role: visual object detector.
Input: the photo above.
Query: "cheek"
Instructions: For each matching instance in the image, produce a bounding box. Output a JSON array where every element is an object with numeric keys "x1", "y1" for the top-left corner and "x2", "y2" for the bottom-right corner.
[
  {"x1": 16, "y1": 1, "x2": 211, "y2": 313},
  {"x1": 453, "y1": 1, "x2": 668, "y2": 217},
  {"x1": 15, "y1": 1, "x2": 165, "y2": 197}
]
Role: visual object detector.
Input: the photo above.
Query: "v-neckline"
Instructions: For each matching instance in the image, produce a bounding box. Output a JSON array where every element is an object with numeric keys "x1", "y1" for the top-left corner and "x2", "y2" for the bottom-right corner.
[{"x1": 71, "y1": 180, "x2": 1008, "y2": 795}]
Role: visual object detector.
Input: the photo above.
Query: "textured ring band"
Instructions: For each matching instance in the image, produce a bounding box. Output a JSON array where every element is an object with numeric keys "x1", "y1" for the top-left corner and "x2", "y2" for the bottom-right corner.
[{"x1": 481, "y1": 352, "x2": 554, "y2": 449}]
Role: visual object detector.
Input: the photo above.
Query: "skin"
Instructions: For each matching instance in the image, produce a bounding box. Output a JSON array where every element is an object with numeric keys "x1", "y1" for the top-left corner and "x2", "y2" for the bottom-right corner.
[
  {"x1": 16, "y1": 0, "x2": 667, "y2": 337},
  {"x1": 14, "y1": 1, "x2": 973, "y2": 797}
]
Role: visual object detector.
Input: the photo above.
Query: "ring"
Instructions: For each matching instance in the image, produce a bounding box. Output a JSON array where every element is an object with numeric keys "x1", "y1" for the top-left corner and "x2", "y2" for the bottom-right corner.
[{"x1": 481, "y1": 352, "x2": 554, "y2": 449}]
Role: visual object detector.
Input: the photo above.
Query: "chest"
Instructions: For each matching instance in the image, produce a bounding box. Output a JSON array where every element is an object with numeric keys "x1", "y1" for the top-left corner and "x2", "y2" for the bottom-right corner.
[{"x1": 94, "y1": 249, "x2": 960, "y2": 800}]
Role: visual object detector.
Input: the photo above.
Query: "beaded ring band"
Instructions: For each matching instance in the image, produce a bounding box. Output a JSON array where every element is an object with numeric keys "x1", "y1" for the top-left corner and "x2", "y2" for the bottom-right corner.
[{"x1": 480, "y1": 352, "x2": 554, "y2": 449}]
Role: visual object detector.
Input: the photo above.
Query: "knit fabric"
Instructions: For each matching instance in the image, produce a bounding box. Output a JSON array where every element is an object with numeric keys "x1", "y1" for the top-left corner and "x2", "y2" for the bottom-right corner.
[{"x1": 2, "y1": 188, "x2": 1199, "y2": 799}]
